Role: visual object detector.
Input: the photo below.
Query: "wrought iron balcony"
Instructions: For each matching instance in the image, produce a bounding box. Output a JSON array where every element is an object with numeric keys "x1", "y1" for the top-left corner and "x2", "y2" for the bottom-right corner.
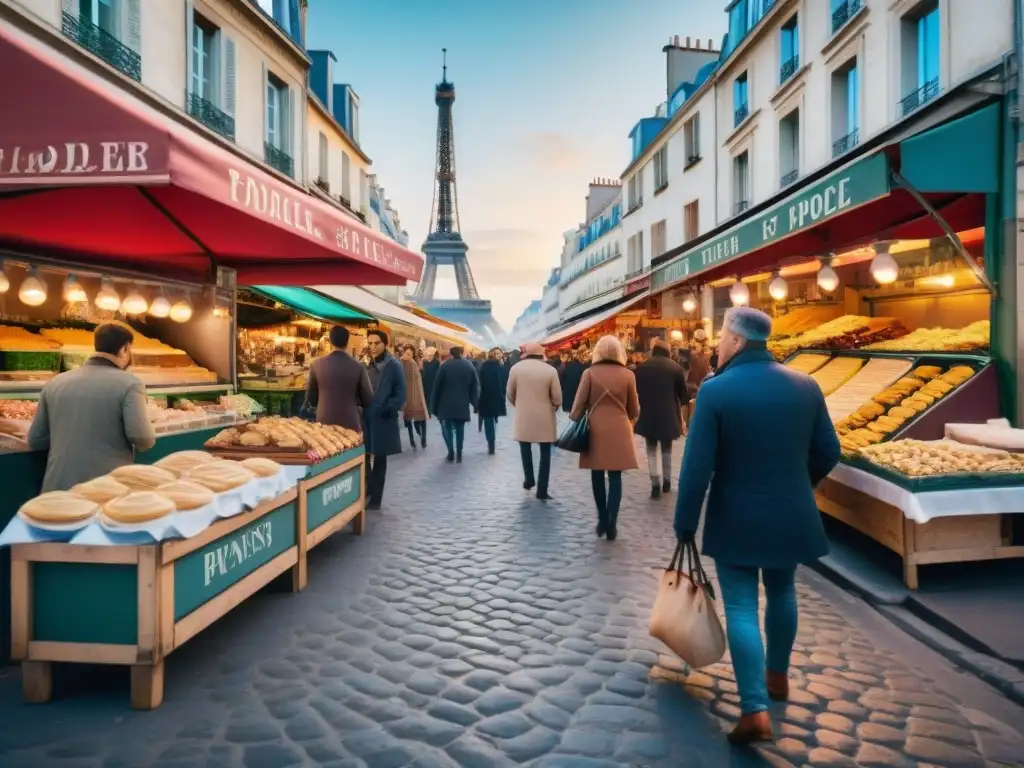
[
  {"x1": 831, "y1": 0, "x2": 862, "y2": 34},
  {"x1": 314, "y1": 177, "x2": 331, "y2": 194},
  {"x1": 686, "y1": 154, "x2": 702, "y2": 166},
  {"x1": 832, "y1": 129, "x2": 860, "y2": 157},
  {"x1": 734, "y1": 200, "x2": 749, "y2": 215},
  {"x1": 900, "y1": 78, "x2": 939, "y2": 117},
  {"x1": 186, "y1": 92, "x2": 235, "y2": 142},
  {"x1": 780, "y1": 55, "x2": 799, "y2": 84},
  {"x1": 734, "y1": 103, "x2": 749, "y2": 127},
  {"x1": 61, "y1": 12, "x2": 141, "y2": 81},
  {"x1": 264, "y1": 142, "x2": 294, "y2": 178},
  {"x1": 781, "y1": 169, "x2": 800, "y2": 188}
]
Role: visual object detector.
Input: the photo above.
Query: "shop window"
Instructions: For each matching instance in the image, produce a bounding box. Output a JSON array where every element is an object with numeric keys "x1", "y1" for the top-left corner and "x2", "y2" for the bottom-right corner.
[
  {"x1": 780, "y1": 15, "x2": 799, "y2": 83},
  {"x1": 653, "y1": 146, "x2": 669, "y2": 192},
  {"x1": 734, "y1": 72, "x2": 749, "y2": 127},
  {"x1": 684, "y1": 114, "x2": 700, "y2": 165},
  {"x1": 899, "y1": 1, "x2": 940, "y2": 116},
  {"x1": 831, "y1": 59, "x2": 859, "y2": 157},
  {"x1": 779, "y1": 109, "x2": 800, "y2": 187},
  {"x1": 684, "y1": 201, "x2": 699, "y2": 242},
  {"x1": 651, "y1": 220, "x2": 667, "y2": 259},
  {"x1": 733, "y1": 151, "x2": 750, "y2": 214}
]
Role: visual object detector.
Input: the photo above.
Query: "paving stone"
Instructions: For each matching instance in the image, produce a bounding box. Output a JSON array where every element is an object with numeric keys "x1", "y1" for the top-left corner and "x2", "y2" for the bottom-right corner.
[
  {"x1": 242, "y1": 744, "x2": 305, "y2": 768},
  {"x1": 816, "y1": 712, "x2": 855, "y2": 735},
  {"x1": 906, "y1": 716, "x2": 975, "y2": 745},
  {"x1": 856, "y1": 722, "x2": 906, "y2": 746},
  {"x1": 854, "y1": 742, "x2": 913, "y2": 768},
  {"x1": 474, "y1": 688, "x2": 530, "y2": 717},
  {"x1": 904, "y1": 736, "x2": 986, "y2": 766}
]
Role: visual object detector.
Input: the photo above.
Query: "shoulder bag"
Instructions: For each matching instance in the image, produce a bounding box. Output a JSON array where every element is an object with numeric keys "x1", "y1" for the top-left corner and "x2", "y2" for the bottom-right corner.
[{"x1": 555, "y1": 382, "x2": 625, "y2": 453}]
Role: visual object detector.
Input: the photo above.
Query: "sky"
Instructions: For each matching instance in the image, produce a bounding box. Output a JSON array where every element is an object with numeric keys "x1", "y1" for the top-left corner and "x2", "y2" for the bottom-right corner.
[{"x1": 306, "y1": 0, "x2": 725, "y2": 330}]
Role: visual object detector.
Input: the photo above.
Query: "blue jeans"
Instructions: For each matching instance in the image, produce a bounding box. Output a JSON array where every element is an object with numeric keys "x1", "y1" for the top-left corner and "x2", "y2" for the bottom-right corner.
[
  {"x1": 483, "y1": 417, "x2": 496, "y2": 444},
  {"x1": 715, "y1": 563, "x2": 798, "y2": 714},
  {"x1": 441, "y1": 420, "x2": 466, "y2": 456},
  {"x1": 590, "y1": 470, "x2": 622, "y2": 528}
]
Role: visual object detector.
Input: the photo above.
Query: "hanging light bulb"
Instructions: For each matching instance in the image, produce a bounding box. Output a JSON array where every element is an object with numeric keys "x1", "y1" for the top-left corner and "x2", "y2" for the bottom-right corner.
[
  {"x1": 681, "y1": 294, "x2": 697, "y2": 314},
  {"x1": 149, "y1": 292, "x2": 171, "y2": 318},
  {"x1": 729, "y1": 279, "x2": 750, "y2": 306},
  {"x1": 169, "y1": 297, "x2": 193, "y2": 323},
  {"x1": 769, "y1": 273, "x2": 789, "y2": 301},
  {"x1": 63, "y1": 274, "x2": 88, "y2": 303},
  {"x1": 870, "y1": 245, "x2": 899, "y2": 285},
  {"x1": 95, "y1": 280, "x2": 122, "y2": 312},
  {"x1": 0, "y1": 260, "x2": 9, "y2": 294},
  {"x1": 121, "y1": 287, "x2": 149, "y2": 315},
  {"x1": 18, "y1": 267, "x2": 48, "y2": 307},
  {"x1": 817, "y1": 258, "x2": 840, "y2": 293}
]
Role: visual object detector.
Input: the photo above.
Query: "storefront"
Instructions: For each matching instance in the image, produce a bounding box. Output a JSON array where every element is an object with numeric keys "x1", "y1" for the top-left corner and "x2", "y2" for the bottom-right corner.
[
  {"x1": 542, "y1": 290, "x2": 651, "y2": 356},
  {"x1": 648, "y1": 97, "x2": 1021, "y2": 588}
]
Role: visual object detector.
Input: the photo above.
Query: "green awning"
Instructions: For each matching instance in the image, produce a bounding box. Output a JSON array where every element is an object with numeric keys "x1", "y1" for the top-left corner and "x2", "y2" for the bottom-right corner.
[
  {"x1": 900, "y1": 103, "x2": 1000, "y2": 194},
  {"x1": 251, "y1": 286, "x2": 372, "y2": 323}
]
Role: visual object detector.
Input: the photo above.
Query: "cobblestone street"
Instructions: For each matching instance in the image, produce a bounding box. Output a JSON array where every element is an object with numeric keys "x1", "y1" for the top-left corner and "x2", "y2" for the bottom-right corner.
[{"x1": 1, "y1": 417, "x2": 1022, "y2": 767}]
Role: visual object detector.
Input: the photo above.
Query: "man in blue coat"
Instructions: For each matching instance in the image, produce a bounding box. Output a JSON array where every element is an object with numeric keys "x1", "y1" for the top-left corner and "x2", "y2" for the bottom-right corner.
[
  {"x1": 430, "y1": 346, "x2": 479, "y2": 463},
  {"x1": 364, "y1": 330, "x2": 406, "y2": 510},
  {"x1": 673, "y1": 307, "x2": 840, "y2": 746}
]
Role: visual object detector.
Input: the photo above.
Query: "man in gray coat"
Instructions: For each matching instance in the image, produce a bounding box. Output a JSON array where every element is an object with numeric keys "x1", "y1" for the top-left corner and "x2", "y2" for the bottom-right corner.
[
  {"x1": 303, "y1": 325, "x2": 373, "y2": 432},
  {"x1": 28, "y1": 323, "x2": 156, "y2": 492}
]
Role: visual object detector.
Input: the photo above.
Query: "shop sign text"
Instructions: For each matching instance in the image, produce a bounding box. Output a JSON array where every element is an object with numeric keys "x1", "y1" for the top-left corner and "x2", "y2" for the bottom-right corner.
[
  {"x1": 229, "y1": 168, "x2": 319, "y2": 238},
  {"x1": 335, "y1": 223, "x2": 420, "y2": 278},
  {"x1": 307, "y1": 466, "x2": 361, "y2": 531},
  {"x1": 0, "y1": 141, "x2": 150, "y2": 177},
  {"x1": 624, "y1": 273, "x2": 651, "y2": 296},
  {"x1": 321, "y1": 475, "x2": 354, "y2": 507},
  {"x1": 651, "y1": 152, "x2": 889, "y2": 291},
  {"x1": 203, "y1": 521, "x2": 273, "y2": 587}
]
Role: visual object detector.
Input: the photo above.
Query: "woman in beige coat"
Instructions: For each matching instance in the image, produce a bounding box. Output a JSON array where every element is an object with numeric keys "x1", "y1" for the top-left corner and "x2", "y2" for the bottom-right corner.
[
  {"x1": 507, "y1": 342, "x2": 562, "y2": 499},
  {"x1": 569, "y1": 335, "x2": 640, "y2": 540},
  {"x1": 400, "y1": 346, "x2": 428, "y2": 449}
]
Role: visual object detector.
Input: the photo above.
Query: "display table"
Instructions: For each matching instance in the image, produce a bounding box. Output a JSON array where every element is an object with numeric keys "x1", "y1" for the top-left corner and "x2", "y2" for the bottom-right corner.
[
  {"x1": 8, "y1": 446, "x2": 365, "y2": 709},
  {"x1": 817, "y1": 464, "x2": 1024, "y2": 589}
]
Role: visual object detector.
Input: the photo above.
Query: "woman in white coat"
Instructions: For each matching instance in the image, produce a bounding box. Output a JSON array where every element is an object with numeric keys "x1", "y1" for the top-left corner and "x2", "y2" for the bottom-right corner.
[{"x1": 506, "y1": 342, "x2": 562, "y2": 500}]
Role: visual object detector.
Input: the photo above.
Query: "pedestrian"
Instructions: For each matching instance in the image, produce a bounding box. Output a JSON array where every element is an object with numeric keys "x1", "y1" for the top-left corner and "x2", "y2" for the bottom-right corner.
[
  {"x1": 506, "y1": 342, "x2": 561, "y2": 500},
  {"x1": 303, "y1": 325, "x2": 374, "y2": 433},
  {"x1": 363, "y1": 329, "x2": 406, "y2": 510},
  {"x1": 473, "y1": 352, "x2": 486, "y2": 432},
  {"x1": 430, "y1": 345, "x2": 479, "y2": 463},
  {"x1": 560, "y1": 348, "x2": 584, "y2": 414},
  {"x1": 568, "y1": 335, "x2": 639, "y2": 540},
  {"x1": 477, "y1": 348, "x2": 507, "y2": 455},
  {"x1": 633, "y1": 339, "x2": 688, "y2": 498},
  {"x1": 421, "y1": 347, "x2": 440, "y2": 416},
  {"x1": 27, "y1": 323, "x2": 156, "y2": 491},
  {"x1": 673, "y1": 307, "x2": 841, "y2": 746},
  {"x1": 399, "y1": 345, "x2": 428, "y2": 450},
  {"x1": 688, "y1": 342, "x2": 711, "y2": 397}
]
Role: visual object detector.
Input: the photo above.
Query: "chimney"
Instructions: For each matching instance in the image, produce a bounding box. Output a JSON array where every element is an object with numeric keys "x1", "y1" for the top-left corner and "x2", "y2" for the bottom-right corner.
[{"x1": 664, "y1": 34, "x2": 721, "y2": 102}]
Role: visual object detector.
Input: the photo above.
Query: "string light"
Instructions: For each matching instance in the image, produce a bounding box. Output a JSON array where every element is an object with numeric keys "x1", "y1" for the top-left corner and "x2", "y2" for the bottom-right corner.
[
  {"x1": 95, "y1": 280, "x2": 122, "y2": 311},
  {"x1": 768, "y1": 273, "x2": 788, "y2": 301},
  {"x1": 870, "y1": 245, "x2": 899, "y2": 284},
  {"x1": 63, "y1": 274, "x2": 88, "y2": 303},
  {"x1": 18, "y1": 267, "x2": 48, "y2": 307},
  {"x1": 817, "y1": 258, "x2": 840, "y2": 292},
  {"x1": 0, "y1": 260, "x2": 9, "y2": 294},
  {"x1": 681, "y1": 294, "x2": 697, "y2": 313},
  {"x1": 149, "y1": 293, "x2": 171, "y2": 318},
  {"x1": 729, "y1": 279, "x2": 749, "y2": 306},
  {"x1": 169, "y1": 298, "x2": 193, "y2": 323},
  {"x1": 121, "y1": 287, "x2": 149, "y2": 315}
]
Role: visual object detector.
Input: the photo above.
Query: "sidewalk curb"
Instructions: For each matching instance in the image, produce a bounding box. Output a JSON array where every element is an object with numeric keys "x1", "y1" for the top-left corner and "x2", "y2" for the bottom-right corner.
[{"x1": 810, "y1": 556, "x2": 1024, "y2": 708}]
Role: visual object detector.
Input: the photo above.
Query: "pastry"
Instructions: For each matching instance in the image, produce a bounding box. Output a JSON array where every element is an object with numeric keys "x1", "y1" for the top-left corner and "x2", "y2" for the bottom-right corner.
[
  {"x1": 240, "y1": 457, "x2": 282, "y2": 478},
  {"x1": 156, "y1": 480, "x2": 214, "y2": 511},
  {"x1": 239, "y1": 431, "x2": 269, "y2": 447},
  {"x1": 912, "y1": 365, "x2": 942, "y2": 380},
  {"x1": 103, "y1": 491, "x2": 176, "y2": 523},
  {"x1": 71, "y1": 475, "x2": 130, "y2": 504},
  {"x1": 155, "y1": 450, "x2": 219, "y2": 473},
  {"x1": 111, "y1": 464, "x2": 178, "y2": 490},
  {"x1": 888, "y1": 406, "x2": 917, "y2": 420},
  {"x1": 187, "y1": 461, "x2": 256, "y2": 492},
  {"x1": 19, "y1": 491, "x2": 98, "y2": 524},
  {"x1": 207, "y1": 428, "x2": 240, "y2": 446}
]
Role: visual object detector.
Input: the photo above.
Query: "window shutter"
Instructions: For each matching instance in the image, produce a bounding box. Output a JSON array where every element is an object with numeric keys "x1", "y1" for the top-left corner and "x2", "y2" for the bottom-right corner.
[
  {"x1": 261, "y1": 63, "x2": 268, "y2": 145},
  {"x1": 184, "y1": 1, "x2": 194, "y2": 97},
  {"x1": 288, "y1": 85, "x2": 297, "y2": 163},
  {"x1": 222, "y1": 36, "x2": 237, "y2": 116},
  {"x1": 123, "y1": 0, "x2": 141, "y2": 53}
]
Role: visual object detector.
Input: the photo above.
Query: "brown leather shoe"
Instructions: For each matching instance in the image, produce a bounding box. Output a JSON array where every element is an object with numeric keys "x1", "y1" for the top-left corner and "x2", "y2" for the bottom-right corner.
[
  {"x1": 766, "y1": 670, "x2": 789, "y2": 701},
  {"x1": 727, "y1": 711, "x2": 774, "y2": 745}
]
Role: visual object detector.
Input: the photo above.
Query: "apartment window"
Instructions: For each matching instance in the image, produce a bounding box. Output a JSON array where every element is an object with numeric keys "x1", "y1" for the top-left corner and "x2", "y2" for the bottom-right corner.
[
  {"x1": 341, "y1": 151, "x2": 351, "y2": 201},
  {"x1": 190, "y1": 16, "x2": 217, "y2": 103},
  {"x1": 627, "y1": 233, "x2": 645, "y2": 274},
  {"x1": 317, "y1": 132, "x2": 328, "y2": 183},
  {"x1": 359, "y1": 168, "x2": 368, "y2": 212},
  {"x1": 78, "y1": 0, "x2": 116, "y2": 33},
  {"x1": 734, "y1": 73, "x2": 749, "y2": 127},
  {"x1": 684, "y1": 114, "x2": 701, "y2": 165},
  {"x1": 66, "y1": 0, "x2": 142, "y2": 81},
  {"x1": 831, "y1": 0, "x2": 863, "y2": 34},
  {"x1": 350, "y1": 95, "x2": 360, "y2": 144},
  {"x1": 779, "y1": 109, "x2": 800, "y2": 187},
  {"x1": 653, "y1": 146, "x2": 669, "y2": 192},
  {"x1": 684, "y1": 201, "x2": 699, "y2": 242},
  {"x1": 734, "y1": 151, "x2": 750, "y2": 214},
  {"x1": 266, "y1": 74, "x2": 289, "y2": 150},
  {"x1": 831, "y1": 60, "x2": 860, "y2": 156},
  {"x1": 627, "y1": 168, "x2": 643, "y2": 211},
  {"x1": 899, "y1": 2, "x2": 940, "y2": 115},
  {"x1": 651, "y1": 221, "x2": 667, "y2": 259},
  {"x1": 780, "y1": 16, "x2": 799, "y2": 83}
]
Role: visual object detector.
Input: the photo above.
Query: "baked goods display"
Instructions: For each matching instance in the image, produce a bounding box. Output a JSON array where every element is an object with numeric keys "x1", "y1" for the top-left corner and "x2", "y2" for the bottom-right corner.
[
  {"x1": 770, "y1": 306, "x2": 845, "y2": 339},
  {"x1": 784, "y1": 353, "x2": 832, "y2": 375},
  {"x1": 239, "y1": 457, "x2": 283, "y2": 478},
  {"x1": 0, "y1": 325, "x2": 62, "y2": 381},
  {"x1": 825, "y1": 358, "x2": 912, "y2": 423},
  {"x1": 155, "y1": 480, "x2": 215, "y2": 511},
  {"x1": 110, "y1": 464, "x2": 178, "y2": 490},
  {"x1": 186, "y1": 460, "x2": 256, "y2": 492},
  {"x1": 811, "y1": 357, "x2": 865, "y2": 397},
  {"x1": 858, "y1": 439, "x2": 1024, "y2": 478},
  {"x1": 102, "y1": 491, "x2": 177, "y2": 524},
  {"x1": 0, "y1": 399, "x2": 37, "y2": 420},
  {"x1": 944, "y1": 419, "x2": 1024, "y2": 452},
  {"x1": 768, "y1": 315, "x2": 907, "y2": 361},
  {"x1": 862, "y1": 320, "x2": 990, "y2": 353},
  {"x1": 154, "y1": 450, "x2": 220, "y2": 474},
  {"x1": 206, "y1": 416, "x2": 362, "y2": 459},
  {"x1": 71, "y1": 475, "x2": 131, "y2": 504},
  {"x1": 19, "y1": 491, "x2": 99, "y2": 525},
  {"x1": 146, "y1": 399, "x2": 239, "y2": 433}
]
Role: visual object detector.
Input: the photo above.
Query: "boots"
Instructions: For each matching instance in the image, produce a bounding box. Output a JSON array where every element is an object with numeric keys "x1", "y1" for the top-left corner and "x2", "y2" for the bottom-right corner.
[
  {"x1": 727, "y1": 711, "x2": 774, "y2": 745},
  {"x1": 662, "y1": 479, "x2": 671, "y2": 493},
  {"x1": 595, "y1": 511, "x2": 608, "y2": 538},
  {"x1": 406, "y1": 423, "x2": 416, "y2": 450},
  {"x1": 650, "y1": 482, "x2": 661, "y2": 499},
  {"x1": 766, "y1": 671, "x2": 789, "y2": 701},
  {"x1": 487, "y1": 442, "x2": 495, "y2": 455}
]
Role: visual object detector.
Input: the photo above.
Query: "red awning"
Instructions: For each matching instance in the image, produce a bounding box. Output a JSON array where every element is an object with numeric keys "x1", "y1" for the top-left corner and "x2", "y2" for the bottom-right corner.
[{"x1": 0, "y1": 20, "x2": 422, "y2": 286}]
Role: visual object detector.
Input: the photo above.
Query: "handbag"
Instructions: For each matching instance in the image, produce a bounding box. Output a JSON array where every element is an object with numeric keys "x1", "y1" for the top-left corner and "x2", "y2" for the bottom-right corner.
[
  {"x1": 555, "y1": 388, "x2": 611, "y2": 453},
  {"x1": 648, "y1": 539, "x2": 726, "y2": 668}
]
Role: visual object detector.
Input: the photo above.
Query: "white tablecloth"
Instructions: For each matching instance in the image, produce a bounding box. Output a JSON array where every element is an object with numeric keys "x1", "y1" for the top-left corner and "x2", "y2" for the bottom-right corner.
[{"x1": 827, "y1": 463, "x2": 1024, "y2": 524}]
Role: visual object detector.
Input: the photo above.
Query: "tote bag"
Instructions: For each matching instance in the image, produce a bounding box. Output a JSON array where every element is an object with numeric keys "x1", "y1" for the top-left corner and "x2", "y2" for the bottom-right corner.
[
  {"x1": 649, "y1": 540, "x2": 726, "y2": 668},
  {"x1": 555, "y1": 388, "x2": 611, "y2": 453}
]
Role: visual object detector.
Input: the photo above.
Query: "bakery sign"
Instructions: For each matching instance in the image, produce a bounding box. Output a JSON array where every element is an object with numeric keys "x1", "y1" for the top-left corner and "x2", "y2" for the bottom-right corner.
[
  {"x1": 307, "y1": 467, "x2": 361, "y2": 531},
  {"x1": 650, "y1": 152, "x2": 890, "y2": 292},
  {"x1": 0, "y1": 140, "x2": 152, "y2": 178}
]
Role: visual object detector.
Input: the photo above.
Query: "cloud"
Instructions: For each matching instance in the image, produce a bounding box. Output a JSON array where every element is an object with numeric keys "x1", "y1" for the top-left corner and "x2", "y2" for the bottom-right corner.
[{"x1": 520, "y1": 132, "x2": 588, "y2": 171}]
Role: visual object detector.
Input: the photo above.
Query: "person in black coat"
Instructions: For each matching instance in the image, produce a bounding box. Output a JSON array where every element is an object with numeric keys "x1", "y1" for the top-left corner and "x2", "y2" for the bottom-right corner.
[
  {"x1": 633, "y1": 339, "x2": 688, "y2": 498},
  {"x1": 364, "y1": 329, "x2": 406, "y2": 510},
  {"x1": 430, "y1": 346, "x2": 479, "y2": 463},
  {"x1": 477, "y1": 350, "x2": 507, "y2": 454},
  {"x1": 421, "y1": 347, "x2": 440, "y2": 416},
  {"x1": 559, "y1": 350, "x2": 584, "y2": 413}
]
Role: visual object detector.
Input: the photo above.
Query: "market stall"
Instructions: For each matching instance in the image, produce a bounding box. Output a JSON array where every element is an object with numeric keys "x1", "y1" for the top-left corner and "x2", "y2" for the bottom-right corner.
[{"x1": 541, "y1": 290, "x2": 652, "y2": 353}]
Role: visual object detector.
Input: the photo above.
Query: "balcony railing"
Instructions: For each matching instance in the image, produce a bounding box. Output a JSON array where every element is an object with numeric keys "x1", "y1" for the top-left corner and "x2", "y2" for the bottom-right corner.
[
  {"x1": 61, "y1": 12, "x2": 141, "y2": 81},
  {"x1": 780, "y1": 55, "x2": 799, "y2": 84},
  {"x1": 186, "y1": 92, "x2": 235, "y2": 142},
  {"x1": 832, "y1": 128, "x2": 860, "y2": 157},
  {"x1": 686, "y1": 153, "x2": 702, "y2": 167},
  {"x1": 781, "y1": 169, "x2": 800, "y2": 188},
  {"x1": 734, "y1": 200, "x2": 749, "y2": 215},
  {"x1": 264, "y1": 142, "x2": 294, "y2": 178},
  {"x1": 831, "y1": 0, "x2": 863, "y2": 34},
  {"x1": 314, "y1": 177, "x2": 331, "y2": 194},
  {"x1": 734, "y1": 103, "x2": 750, "y2": 127},
  {"x1": 900, "y1": 78, "x2": 939, "y2": 117}
]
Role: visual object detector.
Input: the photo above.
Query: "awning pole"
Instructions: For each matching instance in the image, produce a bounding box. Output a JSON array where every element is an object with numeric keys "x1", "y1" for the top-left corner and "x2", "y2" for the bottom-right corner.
[
  {"x1": 890, "y1": 169, "x2": 997, "y2": 297},
  {"x1": 136, "y1": 187, "x2": 219, "y2": 280}
]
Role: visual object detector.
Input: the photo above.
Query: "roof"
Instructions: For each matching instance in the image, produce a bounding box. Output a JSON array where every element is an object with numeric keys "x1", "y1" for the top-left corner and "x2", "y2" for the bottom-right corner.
[{"x1": 250, "y1": 286, "x2": 372, "y2": 323}]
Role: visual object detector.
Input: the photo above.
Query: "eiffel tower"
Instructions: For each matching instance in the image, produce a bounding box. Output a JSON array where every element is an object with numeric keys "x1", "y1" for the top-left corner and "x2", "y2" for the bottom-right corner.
[{"x1": 409, "y1": 49, "x2": 504, "y2": 343}]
